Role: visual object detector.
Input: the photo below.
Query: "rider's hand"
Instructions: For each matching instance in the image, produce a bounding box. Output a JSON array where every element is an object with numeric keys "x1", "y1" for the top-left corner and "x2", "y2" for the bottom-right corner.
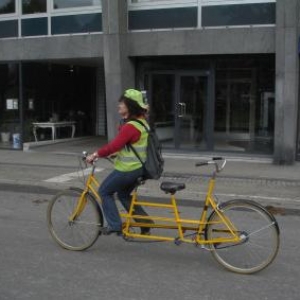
[
  {"x1": 86, "y1": 152, "x2": 98, "y2": 164},
  {"x1": 108, "y1": 153, "x2": 117, "y2": 159}
]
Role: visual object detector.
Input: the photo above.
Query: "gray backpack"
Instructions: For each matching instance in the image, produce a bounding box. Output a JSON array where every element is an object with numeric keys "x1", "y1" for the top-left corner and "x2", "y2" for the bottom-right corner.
[{"x1": 129, "y1": 119, "x2": 164, "y2": 180}]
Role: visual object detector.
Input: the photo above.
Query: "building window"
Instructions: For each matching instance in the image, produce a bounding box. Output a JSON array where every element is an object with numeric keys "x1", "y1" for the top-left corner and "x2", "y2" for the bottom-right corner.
[
  {"x1": 0, "y1": 0, "x2": 15, "y2": 14},
  {"x1": 22, "y1": 17, "x2": 48, "y2": 36},
  {"x1": 128, "y1": 7, "x2": 197, "y2": 30},
  {"x1": 22, "y1": 0, "x2": 47, "y2": 14},
  {"x1": 130, "y1": 0, "x2": 175, "y2": 2},
  {"x1": 214, "y1": 57, "x2": 275, "y2": 154},
  {"x1": 202, "y1": 3, "x2": 276, "y2": 27},
  {"x1": 0, "y1": 20, "x2": 18, "y2": 37},
  {"x1": 6, "y1": 98, "x2": 18, "y2": 110},
  {"x1": 53, "y1": 0, "x2": 101, "y2": 9},
  {"x1": 51, "y1": 13, "x2": 102, "y2": 34}
]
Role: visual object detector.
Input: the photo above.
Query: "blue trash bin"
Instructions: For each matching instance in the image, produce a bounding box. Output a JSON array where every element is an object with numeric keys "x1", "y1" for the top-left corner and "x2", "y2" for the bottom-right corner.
[{"x1": 13, "y1": 133, "x2": 21, "y2": 149}]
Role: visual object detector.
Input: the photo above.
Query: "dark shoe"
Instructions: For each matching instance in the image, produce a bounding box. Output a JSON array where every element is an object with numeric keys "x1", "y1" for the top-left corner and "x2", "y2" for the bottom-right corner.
[
  {"x1": 101, "y1": 227, "x2": 122, "y2": 236},
  {"x1": 140, "y1": 227, "x2": 151, "y2": 235}
]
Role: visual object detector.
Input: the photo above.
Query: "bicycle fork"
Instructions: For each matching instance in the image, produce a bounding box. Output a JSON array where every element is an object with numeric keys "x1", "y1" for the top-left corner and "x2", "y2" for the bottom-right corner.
[
  {"x1": 68, "y1": 191, "x2": 88, "y2": 222},
  {"x1": 69, "y1": 170, "x2": 100, "y2": 222}
]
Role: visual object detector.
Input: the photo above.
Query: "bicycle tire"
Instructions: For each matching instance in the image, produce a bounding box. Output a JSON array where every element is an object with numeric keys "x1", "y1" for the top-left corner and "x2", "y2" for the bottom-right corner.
[
  {"x1": 205, "y1": 199, "x2": 280, "y2": 274},
  {"x1": 47, "y1": 188, "x2": 103, "y2": 251}
]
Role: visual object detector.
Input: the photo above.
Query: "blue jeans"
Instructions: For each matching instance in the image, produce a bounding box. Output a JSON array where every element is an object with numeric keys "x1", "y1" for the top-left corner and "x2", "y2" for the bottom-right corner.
[{"x1": 99, "y1": 168, "x2": 151, "y2": 231}]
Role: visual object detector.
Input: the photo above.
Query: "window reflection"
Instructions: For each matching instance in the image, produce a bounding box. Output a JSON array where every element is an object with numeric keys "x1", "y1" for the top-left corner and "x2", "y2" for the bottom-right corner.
[
  {"x1": 202, "y1": 3, "x2": 275, "y2": 26},
  {"x1": 51, "y1": 13, "x2": 102, "y2": 34},
  {"x1": 214, "y1": 58, "x2": 275, "y2": 154},
  {"x1": 0, "y1": 20, "x2": 18, "y2": 38},
  {"x1": 131, "y1": 0, "x2": 173, "y2": 2},
  {"x1": 151, "y1": 74, "x2": 174, "y2": 124},
  {"x1": 22, "y1": 0, "x2": 46, "y2": 14},
  {"x1": 0, "y1": 0, "x2": 15, "y2": 14},
  {"x1": 53, "y1": 0, "x2": 101, "y2": 9},
  {"x1": 6, "y1": 98, "x2": 18, "y2": 110},
  {"x1": 22, "y1": 18, "x2": 48, "y2": 36}
]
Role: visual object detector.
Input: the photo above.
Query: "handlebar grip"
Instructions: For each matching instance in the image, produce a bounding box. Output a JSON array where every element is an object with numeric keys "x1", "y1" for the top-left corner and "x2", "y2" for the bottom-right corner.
[
  {"x1": 82, "y1": 151, "x2": 88, "y2": 161},
  {"x1": 195, "y1": 161, "x2": 209, "y2": 167}
]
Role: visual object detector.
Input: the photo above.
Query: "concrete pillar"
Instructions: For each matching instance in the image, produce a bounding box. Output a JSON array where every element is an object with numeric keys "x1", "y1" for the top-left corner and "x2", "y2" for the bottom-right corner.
[
  {"x1": 274, "y1": 0, "x2": 299, "y2": 164},
  {"x1": 102, "y1": 0, "x2": 135, "y2": 139}
]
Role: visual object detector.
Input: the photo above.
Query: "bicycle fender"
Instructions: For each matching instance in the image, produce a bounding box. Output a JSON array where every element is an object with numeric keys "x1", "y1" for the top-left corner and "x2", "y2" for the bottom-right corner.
[
  {"x1": 218, "y1": 199, "x2": 280, "y2": 233},
  {"x1": 219, "y1": 199, "x2": 268, "y2": 211}
]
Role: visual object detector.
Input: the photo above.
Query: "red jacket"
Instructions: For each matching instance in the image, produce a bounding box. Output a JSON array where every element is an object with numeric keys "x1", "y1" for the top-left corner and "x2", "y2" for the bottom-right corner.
[{"x1": 96, "y1": 121, "x2": 142, "y2": 157}]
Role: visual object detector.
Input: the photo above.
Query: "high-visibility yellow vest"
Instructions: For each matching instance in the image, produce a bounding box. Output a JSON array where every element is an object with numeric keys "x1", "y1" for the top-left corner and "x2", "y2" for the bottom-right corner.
[{"x1": 114, "y1": 119, "x2": 149, "y2": 172}]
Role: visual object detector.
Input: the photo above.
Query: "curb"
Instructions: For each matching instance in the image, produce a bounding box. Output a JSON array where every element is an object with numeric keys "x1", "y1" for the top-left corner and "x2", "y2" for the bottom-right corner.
[
  {"x1": 23, "y1": 137, "x2": 88, "y2": 151},
  {"x1": 162, "y1": 172, "x2": 300, "y2": 187},
  {"x1": 1, "y1": 181, "x2": 298, "y2": 216}
]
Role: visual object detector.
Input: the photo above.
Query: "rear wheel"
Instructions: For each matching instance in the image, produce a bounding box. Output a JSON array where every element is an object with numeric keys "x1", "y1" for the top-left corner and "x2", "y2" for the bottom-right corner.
[
  {"x1": 47, "y1": 188, "x2": 103, "y2": 251},
  {"x1": 206, "y1": 200, "x2": 280, "y2": 274}
]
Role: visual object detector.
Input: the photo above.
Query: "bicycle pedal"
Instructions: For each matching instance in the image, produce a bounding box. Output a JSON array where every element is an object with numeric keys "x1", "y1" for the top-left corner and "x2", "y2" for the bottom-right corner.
[
  {"x1": 140, "y1": 227, "x2": 151, "y2": 235},
  {"x1": 122, "y1": 233, "x2": 133, "y2": 241},
  {"x1": 141, "y1": 231, "x2": 151, "y2": 236}
]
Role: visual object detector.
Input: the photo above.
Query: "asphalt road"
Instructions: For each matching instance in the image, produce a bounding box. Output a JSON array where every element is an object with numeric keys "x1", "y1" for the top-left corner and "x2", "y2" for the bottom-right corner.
[
  {"x1": 0, "y1": 187, "x2": 299, "y2": 300},
  {"x1": 1, "y1": 159, "x2": 300, "y2": 212}
]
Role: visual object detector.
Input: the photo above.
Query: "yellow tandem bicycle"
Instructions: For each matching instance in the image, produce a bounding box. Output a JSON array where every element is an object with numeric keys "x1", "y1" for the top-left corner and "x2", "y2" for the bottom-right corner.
[{"x1": 47, "y1": 153, "x2": 280, "y2": 274}]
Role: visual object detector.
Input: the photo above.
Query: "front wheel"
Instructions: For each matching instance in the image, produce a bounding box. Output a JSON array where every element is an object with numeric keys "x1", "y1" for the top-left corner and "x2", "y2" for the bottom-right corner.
[
  {"x1": 205, "y1": 199, "x2": 280, "y2": 274},
  {"x1": 47, "y1": 188, "x2": 103, "y2": 251}
]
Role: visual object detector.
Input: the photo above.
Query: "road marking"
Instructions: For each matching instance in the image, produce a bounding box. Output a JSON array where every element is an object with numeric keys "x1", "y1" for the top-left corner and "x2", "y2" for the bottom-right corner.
[
  {"x1": 44, "y1": 168, "x2": 104, "y2": 183},
  {"x1": 203, "y1": 192, "x2": 300, "y2": 203},
  {"x1": 138, "y1": 187, "x2": 300, "y2": 204}
]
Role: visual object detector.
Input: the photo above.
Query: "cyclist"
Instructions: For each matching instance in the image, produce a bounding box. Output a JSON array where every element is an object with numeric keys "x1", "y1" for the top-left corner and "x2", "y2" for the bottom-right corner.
[{"x1": 87, "y1": 89, "x2": 153, "y2": 235}]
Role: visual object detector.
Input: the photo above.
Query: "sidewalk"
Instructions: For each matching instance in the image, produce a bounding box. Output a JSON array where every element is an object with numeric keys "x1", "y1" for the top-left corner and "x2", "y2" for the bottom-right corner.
[
  {"x1": 19, "y1": 136, "x2": 300, "y2": 181},
  {"x1": 1, "y1": 137, "x2": 300, "y2": 211}
]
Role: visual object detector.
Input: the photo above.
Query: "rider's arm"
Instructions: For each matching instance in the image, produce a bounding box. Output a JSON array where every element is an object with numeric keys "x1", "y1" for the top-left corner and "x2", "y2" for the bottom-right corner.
[{"x1": 92, "y1": 123, "x2": 141, "y2": 159}]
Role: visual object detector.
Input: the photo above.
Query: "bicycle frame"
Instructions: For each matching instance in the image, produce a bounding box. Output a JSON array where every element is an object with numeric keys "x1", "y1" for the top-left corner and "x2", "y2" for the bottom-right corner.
[{"x1": 69, "y1": 161, "x2": 241, "y2": 246}]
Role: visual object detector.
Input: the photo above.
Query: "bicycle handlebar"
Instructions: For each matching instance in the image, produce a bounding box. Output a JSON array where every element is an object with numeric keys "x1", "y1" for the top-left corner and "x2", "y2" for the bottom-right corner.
[
  {"x1": 195, "y1": 157, "x2": 227, "y2": 173},
  {"x1": 82, "y1": 151, "x2": 114, "y2": 165},
  {"x1": 82, "y1": 151, "x2": 88, "y2": 159},
  {"x1": 82, "y1": 151, "x2": 226, "y2": 173}
]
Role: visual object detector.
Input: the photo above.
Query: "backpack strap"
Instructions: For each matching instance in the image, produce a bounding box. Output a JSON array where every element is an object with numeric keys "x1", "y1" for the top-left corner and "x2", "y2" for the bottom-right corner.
[
  {"x1": 128, "y1": 143, "x2": 144, "y2": 165},
  {"x1": 127, "y1": 119, "x2": 149, "y2": 165},
  {"x1": 129, "y1": 119, "x2": 150, "y2": 133}
]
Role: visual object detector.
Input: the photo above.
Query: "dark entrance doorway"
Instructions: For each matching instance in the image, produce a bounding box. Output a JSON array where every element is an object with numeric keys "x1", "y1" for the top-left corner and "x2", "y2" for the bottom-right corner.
[
  {"x1": 140, "y1": 55, "x2": 275, "y2": 154},
  {"x1": 22, "y1": 62, "x2": 97, "y2": 141},
  {"x1": 0, "y1": 62, "x2": 98, "y2": 149}
]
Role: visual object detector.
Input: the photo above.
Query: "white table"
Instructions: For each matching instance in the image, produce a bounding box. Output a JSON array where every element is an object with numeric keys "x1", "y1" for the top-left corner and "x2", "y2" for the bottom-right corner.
[{"x1": 32, "y1": 121, "x2": 76, "y2": 141}]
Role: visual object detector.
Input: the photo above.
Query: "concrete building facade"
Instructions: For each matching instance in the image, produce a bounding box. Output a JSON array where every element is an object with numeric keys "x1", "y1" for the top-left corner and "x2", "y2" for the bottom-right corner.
[{"x1": 0, "y1": 0, "x2": 299, "y2": 164}]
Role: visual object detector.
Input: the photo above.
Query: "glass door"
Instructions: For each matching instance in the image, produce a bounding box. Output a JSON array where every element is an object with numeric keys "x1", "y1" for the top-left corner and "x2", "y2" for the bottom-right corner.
[
  {"x1": 175, "y1": 75, "x2": 209, "y2": 149},
  {"x1": 214, "y1": 79, "x2": 254, "y2": 151},
  {"x1": 146, "y1": 72, "x2": 210, "y2": 150},
  {"x1": 147, "y1": 73, "x2": 175, "y2": 147}
]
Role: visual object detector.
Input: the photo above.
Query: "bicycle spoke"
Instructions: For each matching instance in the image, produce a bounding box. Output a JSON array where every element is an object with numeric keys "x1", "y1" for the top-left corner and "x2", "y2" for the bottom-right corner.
[
  {"x1": 246, "y1": 222, "x2": 276, "y2": 237},
  {"x1": 206, "y1": 200, "x2": 279, "y2": 274}
]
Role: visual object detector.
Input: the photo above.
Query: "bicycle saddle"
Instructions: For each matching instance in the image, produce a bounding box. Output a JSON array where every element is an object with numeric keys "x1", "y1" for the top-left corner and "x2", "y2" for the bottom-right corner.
[{"x1": 160, "y1": 182, "x2": 186, "y2": 194}]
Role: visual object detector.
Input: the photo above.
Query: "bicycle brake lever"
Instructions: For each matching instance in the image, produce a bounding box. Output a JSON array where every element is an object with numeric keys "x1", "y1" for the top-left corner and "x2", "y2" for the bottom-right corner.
[{"x1": 82, "y1": 151, "x2": 88, "y2": 161}]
